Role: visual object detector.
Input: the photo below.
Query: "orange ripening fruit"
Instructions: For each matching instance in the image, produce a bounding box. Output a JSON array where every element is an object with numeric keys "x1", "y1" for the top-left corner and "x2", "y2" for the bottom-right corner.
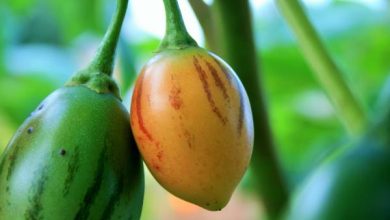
[{"x1": 130, "y1": 47, "x2": 254, "y2": 211}]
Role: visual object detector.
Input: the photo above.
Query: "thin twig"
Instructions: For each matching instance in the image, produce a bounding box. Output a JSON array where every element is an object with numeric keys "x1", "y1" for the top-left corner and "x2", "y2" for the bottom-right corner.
[{"x1": 276, "y1": 0, "x2": 368, "y2": 136}]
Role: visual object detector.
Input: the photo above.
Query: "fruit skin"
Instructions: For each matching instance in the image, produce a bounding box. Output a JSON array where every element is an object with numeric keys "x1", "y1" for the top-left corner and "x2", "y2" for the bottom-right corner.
[
  {"x1": 0, "y1": 86, "x2": 144, "y2": 220},
  {"x1": 285, "y1": 121, "x2": 390, "y2": 220},
  {"x1": 130, "y1": 47, "x2": 254, "y2": 210}
]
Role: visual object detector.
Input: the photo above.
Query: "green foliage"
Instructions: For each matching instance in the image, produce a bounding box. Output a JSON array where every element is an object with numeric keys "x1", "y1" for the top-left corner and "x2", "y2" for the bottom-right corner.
[
  {"x1": 258, "y1": 2, "x2": 390, "y2": 186},
  {"x1": 0, "y1": 75, "x2": 56, "y2": 124}
]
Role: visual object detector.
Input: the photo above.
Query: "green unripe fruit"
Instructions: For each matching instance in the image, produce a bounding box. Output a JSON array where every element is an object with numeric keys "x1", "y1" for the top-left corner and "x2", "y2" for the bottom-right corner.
[
  {"x1": 285, "y1": 114, "x2": 390, "y2": 220},
  {"x1": 0, "y1": 53, "x2": 145, "y2": 218},
  {"x1": 0, "y1": 0, "x2": 144, "y2": 218},
  {"x1": 0, "y1": 86, "x2": 144, "y2": 220},
  {"x1": 285, "y1": 147, "x2": 390, "y2": 220}
]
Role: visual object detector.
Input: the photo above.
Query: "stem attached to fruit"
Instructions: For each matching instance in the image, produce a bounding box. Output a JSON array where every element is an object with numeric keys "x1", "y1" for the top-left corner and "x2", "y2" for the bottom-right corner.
[
  {"x1": 276, "y1": 0, "x2": 368, "y2": 136},
  {"x1": 66, "y1": 0, "x2": 128, "y2": 97},
  {"x1": 88, "y1": 0, "x2": 129, "y2": 76},
  {"x1": 160, "y1": 0, "x2": 198, "y2": 50}
]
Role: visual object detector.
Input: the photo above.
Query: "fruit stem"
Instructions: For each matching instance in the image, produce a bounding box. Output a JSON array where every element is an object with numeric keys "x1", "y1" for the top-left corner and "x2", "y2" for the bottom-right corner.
[
  {"x1": 276, "y1": 0, "x2": 368, "y2": 136},
  {"x1": 87, "y1": 0, "x2": 128, "y2": 76},
  {"x1": 66, "y1": 0, "x2": 128, "y2": 97},
  {"x1": 160, "y1": 0, "x2": 198, "y2": 50}
]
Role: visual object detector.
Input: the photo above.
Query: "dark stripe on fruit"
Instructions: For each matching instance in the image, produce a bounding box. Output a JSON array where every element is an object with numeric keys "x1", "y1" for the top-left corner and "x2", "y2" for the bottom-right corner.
[
  {"x1": 211, "y1": 57, "x2": 233, "y2": 83},
  {"x1": 0, "y1": 148, "x2": 10, "y2": 180},
  {"x1": 157, "y1": 151, "x2": 163, "y2": 161},
  {"x1": 237, "y1": 90, "x2": 245, "y2": 134},
  {"x1": 0, "y1": 158, "x2": 5, "y2": 180},
  {"x1": 203, "y1": 58, "x2": 230, "y2": 102},
  {"x1": 169, "y1": 85, "x2": 183, "y2": 110},
  {"x1": 211, "y1": 56, "x2": 245, "y2": 133},
  {"x1": 100, "y1": 174, "x2": 124, "y2": 220},
  {"x1": 183, "y1": 129, "x2": 193, "y2": 149},
  {"x1": 193, "y1": 56, "x2": 227, "y2": 124},
  {"x1": 5, "y1": 145, "x2": 21, "y2": 192},
  {"x1": 74, "y1": 146, "x2": 106, "y2": 220},
  {"x1": 24, "y1": 166, "x2": 49, "y2": 220},
  {"x1": 135, "y1": 73, "x2": 153, "y2": 141},
  {"x1": 63, "y1": 145, "x2": 80, "y2": 196}
]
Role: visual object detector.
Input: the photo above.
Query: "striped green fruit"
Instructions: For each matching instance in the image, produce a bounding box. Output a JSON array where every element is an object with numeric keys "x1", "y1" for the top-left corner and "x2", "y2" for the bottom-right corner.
[{"x1": 0, "y1": 86, "x2": 144, "y2": 220}]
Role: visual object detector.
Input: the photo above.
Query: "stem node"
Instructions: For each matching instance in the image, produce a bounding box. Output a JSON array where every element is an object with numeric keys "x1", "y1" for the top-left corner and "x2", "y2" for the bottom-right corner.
[{"x1": 160, "y1": 0, "x2": 198, "y2": 50}]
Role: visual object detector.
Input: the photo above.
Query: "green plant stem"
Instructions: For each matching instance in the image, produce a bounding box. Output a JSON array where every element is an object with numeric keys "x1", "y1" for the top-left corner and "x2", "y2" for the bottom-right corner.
[
  {"x1": 212, "y1": 1, "x2": 288, "y2": 219},
  {"x1": 87, "y1": 0, "x2": 129, "y2": 76},
  {"x1": 66, "y1": 0, "x2": 128, "y2": 98},
  {"x1": 160, "y1": 0, "x2": 198, "y2": 50},
  {"x1": 276, "y1": 0, "x2": 367, "y2": 136},
  {"x1": 187, "y1": 0, "x2": 219, "y2": 52}
]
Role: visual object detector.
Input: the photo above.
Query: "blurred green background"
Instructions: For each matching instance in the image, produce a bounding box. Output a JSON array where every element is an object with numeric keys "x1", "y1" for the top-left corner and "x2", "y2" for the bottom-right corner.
[{"x1": 0, "y1": 0, "x2": 389, "y2": 219}]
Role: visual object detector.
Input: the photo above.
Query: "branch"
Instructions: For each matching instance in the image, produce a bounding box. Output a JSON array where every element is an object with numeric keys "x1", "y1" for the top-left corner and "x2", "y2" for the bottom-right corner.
[
  {"x1": 212, "y1": 0, "x2": 289, "y2": 219},
  {"x1": 276, "y1": 0, "x2": 368, "y2": 136},
  {"x1": 187, "y1": 0, "x2": 219, "y2": 52}
]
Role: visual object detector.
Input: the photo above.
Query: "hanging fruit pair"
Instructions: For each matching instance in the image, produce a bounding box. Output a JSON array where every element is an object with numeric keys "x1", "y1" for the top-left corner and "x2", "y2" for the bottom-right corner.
[
  {"x1": 130, "y1": 0, "x2": 254, "y2": 211},
  {"x1": 0, "y1": 0, "x2": 144, "y2": 219}
]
